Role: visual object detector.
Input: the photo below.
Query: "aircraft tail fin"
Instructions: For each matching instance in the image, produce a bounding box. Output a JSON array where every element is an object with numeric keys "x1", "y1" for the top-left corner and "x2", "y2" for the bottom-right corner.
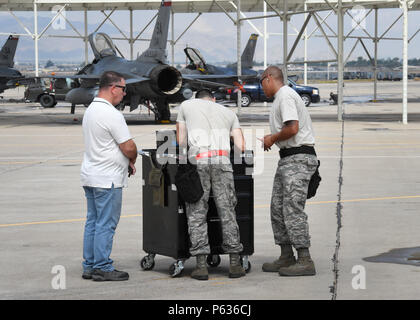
[
  {"x1": 138, "y1": 1, "x2": 171, "y2": 64},
  {"x1": 0, "y1": 35, "x2": 19, "y2": 68},
  {"x1": 241, "y1": 34, "x2": 258, "y2": 69}
]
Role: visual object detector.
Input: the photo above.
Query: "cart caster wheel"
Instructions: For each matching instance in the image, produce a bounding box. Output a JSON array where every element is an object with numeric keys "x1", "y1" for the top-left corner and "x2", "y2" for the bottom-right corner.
[
  {"x1": 169, "y1": 260, "x2": 184, "y2": 277},
  {"x1": 240, "y1": 256, "x2": 251, "y2": 273},
  {"x1": 140, "y1": 255, "x2": 155, "y2": 270},
  {"x1": 207, "y1": 254, "x2": 221, "y2": 267}
]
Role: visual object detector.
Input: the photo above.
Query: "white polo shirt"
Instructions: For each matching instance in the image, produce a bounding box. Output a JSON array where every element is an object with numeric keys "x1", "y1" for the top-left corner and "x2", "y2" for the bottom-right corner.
[
  {"x1": 80, "y1": 97, "x2": 132, "y2": 188},
  {"x1": 269, "y1": 85, "x2": 315, "y2": 149}
]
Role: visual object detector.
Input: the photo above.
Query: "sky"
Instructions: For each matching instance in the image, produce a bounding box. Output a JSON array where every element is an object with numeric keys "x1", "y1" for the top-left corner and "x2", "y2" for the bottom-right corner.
[{"x1": 0, "y1": 6, "x2": 419, "y2": 66}]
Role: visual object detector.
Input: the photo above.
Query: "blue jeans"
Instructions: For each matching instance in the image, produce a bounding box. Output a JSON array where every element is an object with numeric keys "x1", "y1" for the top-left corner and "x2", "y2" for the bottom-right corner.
[{"x1": 82, "y1": 184, "x2": 122, "y2": 272}]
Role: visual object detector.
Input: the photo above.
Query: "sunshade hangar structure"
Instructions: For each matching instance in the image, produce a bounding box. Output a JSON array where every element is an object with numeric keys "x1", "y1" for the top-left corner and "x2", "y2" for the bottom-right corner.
[{"x1": 0, "y1": 0, "x2": 419, "y2": 123}]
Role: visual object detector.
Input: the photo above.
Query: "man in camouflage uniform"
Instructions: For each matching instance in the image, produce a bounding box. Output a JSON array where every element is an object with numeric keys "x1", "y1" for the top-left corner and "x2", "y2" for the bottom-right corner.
[
  {"x1": 260, "y1": 66, "x2": 318, "y2": 276},
  {"x1": 176, "y1": 89, "x2": 246, "y2": 280}
]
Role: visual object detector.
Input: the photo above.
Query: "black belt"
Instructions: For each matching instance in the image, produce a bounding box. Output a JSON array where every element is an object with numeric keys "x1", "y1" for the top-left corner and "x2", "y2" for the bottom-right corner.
[{"x1": 279, "y1": 145, "x2": 316, "y2": 159}]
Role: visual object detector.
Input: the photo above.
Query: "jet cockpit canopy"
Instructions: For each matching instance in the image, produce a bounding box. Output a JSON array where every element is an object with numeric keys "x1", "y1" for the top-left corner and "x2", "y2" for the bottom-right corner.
[
  {"x1": 89, "y1": 32, "x2": 117, "y2": 59},
  {"x1": 184, "y1": 47, "x2": 207, "y2": 71}
]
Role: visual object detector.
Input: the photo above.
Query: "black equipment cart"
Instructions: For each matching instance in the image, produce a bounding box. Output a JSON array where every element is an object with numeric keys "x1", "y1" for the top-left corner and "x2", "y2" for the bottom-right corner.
[{"x1": 139, "y1": 133, "x2": 254, "y2": 277}]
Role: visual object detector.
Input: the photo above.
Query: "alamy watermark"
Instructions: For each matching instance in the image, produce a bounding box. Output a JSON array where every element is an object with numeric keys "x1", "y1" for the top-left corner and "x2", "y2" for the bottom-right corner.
[
  {"x1": 154, "y1": 128, "x2": 266, "y2": 176},
  {"x1": 351, "y1": 265, "x2": 366, "y2": 290},
  {"x1": 350, "y1": 5, "x2": 367, "y2": 31},
  {"x1": 51, "y1": 265, "x2": 66, "y2": 290},
  {"x1": 51, "y1": 5, "x2": 66, "y2": 30}
]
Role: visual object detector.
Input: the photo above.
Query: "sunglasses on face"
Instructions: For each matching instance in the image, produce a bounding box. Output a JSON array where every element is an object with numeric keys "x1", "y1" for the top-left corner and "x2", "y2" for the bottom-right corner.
[
  {"x1": 110, "y1": 84, "x2": 127, "y2": 93},
  {"x1": 260, "y1": 75, "x2": 269, "y2": 85}
]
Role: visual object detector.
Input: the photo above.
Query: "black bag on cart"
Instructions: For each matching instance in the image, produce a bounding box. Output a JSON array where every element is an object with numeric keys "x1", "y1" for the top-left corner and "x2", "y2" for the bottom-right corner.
[{"x1": 175, "y1": 163, "x2": 203, "y2": 204}]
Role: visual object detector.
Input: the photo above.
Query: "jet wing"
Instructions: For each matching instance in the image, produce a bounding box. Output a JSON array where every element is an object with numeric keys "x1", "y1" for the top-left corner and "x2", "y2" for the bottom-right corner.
[
  {"x1": 19, "y1": 74, "x2": 149, "y2": 84},
  {"x1": 38, "y1": 74, "x2": 100, "y2": 80},
  {"x1": 183, "y1": 74, "x2": 256, "y2": 89}
]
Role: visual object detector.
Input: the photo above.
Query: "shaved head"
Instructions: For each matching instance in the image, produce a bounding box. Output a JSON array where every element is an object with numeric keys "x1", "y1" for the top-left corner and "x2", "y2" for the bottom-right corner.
[
  {"x1": 260, "y1": 65, "x2": 286, "y2": 98},
  {"x1": 261, "y1": 66, "x2": 284, "y2": 83}
]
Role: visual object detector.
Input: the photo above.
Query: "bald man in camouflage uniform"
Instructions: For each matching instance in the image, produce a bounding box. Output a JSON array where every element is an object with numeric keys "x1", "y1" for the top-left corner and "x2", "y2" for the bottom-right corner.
[
  {"x1": 260, "y1": 66, "x2": 318, "y2": 277},
  {"x1": 176, "y1": 89, "x2": 246, "y2": 280}
]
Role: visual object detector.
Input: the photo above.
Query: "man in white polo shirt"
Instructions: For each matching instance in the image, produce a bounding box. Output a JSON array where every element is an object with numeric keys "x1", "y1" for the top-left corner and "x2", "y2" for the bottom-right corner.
[{"x1": 80, "y1": 71, "x2": 137, "y2": 281}]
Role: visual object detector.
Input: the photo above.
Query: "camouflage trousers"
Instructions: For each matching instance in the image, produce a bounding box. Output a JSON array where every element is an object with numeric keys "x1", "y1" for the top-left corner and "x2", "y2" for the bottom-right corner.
[
  {"x1": 270, "y1": 153, "x2": 318, "y2": 249},
  {"x1": 185, "y1": 164, "x2": 243, "y2": 256}
]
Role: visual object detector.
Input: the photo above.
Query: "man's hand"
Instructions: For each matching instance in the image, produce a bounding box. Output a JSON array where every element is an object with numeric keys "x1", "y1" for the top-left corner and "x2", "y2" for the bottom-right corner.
[
  {"x1": 128, "y1": 161, "x2": 136, "y2": 177},
  {"x1": 259, "y1": 121, "x2": 299, "y2": 152},
  {"x1": 258, "y1": 134, "x2": 274, "y2": 151}
]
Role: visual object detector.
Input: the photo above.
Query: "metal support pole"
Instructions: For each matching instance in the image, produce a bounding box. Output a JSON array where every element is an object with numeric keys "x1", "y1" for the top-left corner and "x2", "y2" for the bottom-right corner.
[
  {"x1": 337, "y1": 0, "x2": 344, "y2": 121},
  {"x1": 373, "y1": 7, "x2": 378, "y2": 101},
  {"x1": 84, "y1": 8, "x2": 88, "y2": 65},
  {"x1": 236, "y1": 0, "x2": 242, "y2": 114},
  {"x1": 171, "y1": 10, "x2": 175, "y2": 66},
  {"x1": 263, "y1": 1, "x2": 268, "y2": 107},
  {"x1": 34, "y1": 1, "x2": 39, "y2": 76},
  {"x1": 304, "y1": 2, "x2": 308, "y2": 85},
  {"x1": 264, "y1": 1, "x2": 267, "y2": 70},
  {"x1": 130, "y1": 8, "x2": 133, "y2": 60},
  {"x1": 402, "y1": 0, "x2": 409, "y2": 124},
  {"x1": 283, "y1": 0, "x2": 288, "y2": 80}
]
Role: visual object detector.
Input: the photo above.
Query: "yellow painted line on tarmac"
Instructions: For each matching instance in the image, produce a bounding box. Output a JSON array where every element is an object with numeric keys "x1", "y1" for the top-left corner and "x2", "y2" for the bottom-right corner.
[
  {"x1": 3, "y1": 195, "x2": 420, "y2": 228},
  {"x1": 0, "y1": 214, "x2": 142, "y2": 228},
  {"x1": 254, "y1": 194, "x2": 420, "y2": 209}
]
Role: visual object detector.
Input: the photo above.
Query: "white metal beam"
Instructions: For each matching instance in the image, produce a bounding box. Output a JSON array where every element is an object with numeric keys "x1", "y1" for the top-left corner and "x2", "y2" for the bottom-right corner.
[
  {"x1": 345, "y1": 8, "x2": 374, "y2": 40},
  {"x1": 93, "y1": 8, "x2": 117, "y2": 34},
  {"x1": 34, "y1": 2, "x2": 38, "y2": 77},
  {"x1": 264, "y1": 1, "x2": 267, "y2": 70},
  {"x1": 378, "y1": 12, "x2": 403, "y2": 40},
  {"x1": 287, "y1": 12, "x2": 312, "y2": 62},
  {"x1": 174, "y1": 13, "x2": 202, "y2": 44},
  {"x1": 129, "y1": 8, "x2": 133, "y2": 60},
  {"x1": 85, "y1": 7, "x2": 88, "y2": 64},
  {"x1": 312, "y1": 13, "x2": 338, "y2": 58},
  {"x1": 337, "y1": 0, "x2": 344, "y2": 121},
  {"x1": 374, "y1": 7, "x2": 378, "y2": 101},
  {"x1": 229, "y1": 1, "x2": 263, "y2": 36},
  {"x1": 38, "y1": 4, "x2": 68, "y2": 39},
  {"x1": 7, "y1": 9, "x2": 34, "y2": 38},
  {"x1": 236, "y1": 0, "x2": 242, "y2": 114},
  {"x1": 307, "y1": 11, "x2": 334, "y2": 39},
  {"x1": 133, "y1": 13, "x2": 158, "y2": 42},
  {"x1": 283, "y1": 0, "x2": 288, "y2": 80}
]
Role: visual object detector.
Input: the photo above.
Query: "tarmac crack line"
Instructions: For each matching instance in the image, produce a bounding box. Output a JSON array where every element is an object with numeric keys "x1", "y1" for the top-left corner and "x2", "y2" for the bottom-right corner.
[{"x1": 330, "y1": 114, "x2": 345, "y2": 300}]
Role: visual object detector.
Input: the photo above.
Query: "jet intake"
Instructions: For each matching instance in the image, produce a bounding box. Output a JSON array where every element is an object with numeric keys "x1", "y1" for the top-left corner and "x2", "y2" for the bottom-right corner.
[{"x1": 148, "y1": 64, "x2": 182, "y2": 95}]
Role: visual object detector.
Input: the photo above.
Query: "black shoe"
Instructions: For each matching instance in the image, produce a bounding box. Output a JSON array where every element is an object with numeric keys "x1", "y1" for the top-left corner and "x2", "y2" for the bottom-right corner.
[
  {"x1": 82, "y1": 270, "x2": 93, "y2": 280},
  {"x1": 92, "y1": 269, "x2": 129, "y2": 281}
]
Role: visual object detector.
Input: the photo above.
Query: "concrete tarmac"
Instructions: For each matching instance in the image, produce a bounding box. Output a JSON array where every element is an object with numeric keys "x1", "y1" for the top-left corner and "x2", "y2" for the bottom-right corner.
[{"x1": 1, "y1": 81, "x2": 420, "y2": 300}]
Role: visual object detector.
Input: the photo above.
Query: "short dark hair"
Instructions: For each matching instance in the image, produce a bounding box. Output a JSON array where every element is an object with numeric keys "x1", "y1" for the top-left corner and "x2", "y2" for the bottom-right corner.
[
  {"x1": 99, "y1": 71, "x2": 125, "y2": 89},
  {"x1": 195, "y1": 89, "x2": 214, "y2": 99}
]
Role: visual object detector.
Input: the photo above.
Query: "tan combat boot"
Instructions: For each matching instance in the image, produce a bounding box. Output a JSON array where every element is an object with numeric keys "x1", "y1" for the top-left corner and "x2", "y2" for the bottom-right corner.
[
  {"x1": 191, "y1": 255, "x2": 209, "y2": 280},
  {"x1": 229, "y1": 253, "x2": 246, "y2": 278},
  {"x1": 262, "y1": 255, "x2": 296, "y2": 272},
  {"x1": 278, "y1": 248, "x2": 316, "y2": 276},
  {"x1": 262, "y1": 244, "x2": 296, "y2": 272}
]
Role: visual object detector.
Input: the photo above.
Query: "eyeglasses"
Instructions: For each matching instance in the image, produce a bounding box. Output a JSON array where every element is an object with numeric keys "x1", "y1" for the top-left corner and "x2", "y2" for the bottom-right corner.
[
  {"x1": 259, "y1": 75, "x2": 269, "y2": 85},
  {"x1": 110, "y1": 84, "x2": 127, "y2": 92}
]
